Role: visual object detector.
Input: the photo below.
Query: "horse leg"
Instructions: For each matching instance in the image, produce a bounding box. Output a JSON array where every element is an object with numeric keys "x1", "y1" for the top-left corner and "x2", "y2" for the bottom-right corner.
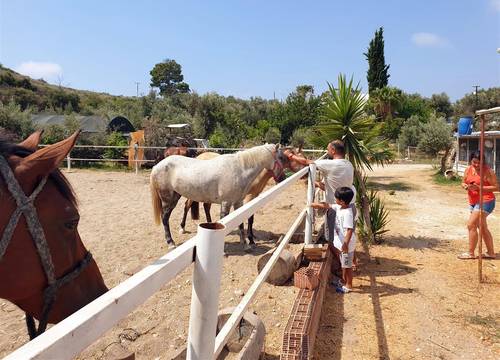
[
  {"x1": 232, "y1": 201, "x2": 251, "y2": 252},
  {"x1": 203, "y1": 203, "x2": 212, "y2": 223},
  {"x1": 162, "y1": 192, "x2": 181, "y2": 248},
  {"x1": 247, "y1": 214, "x2": 256, "y2": 247},
  {"x1": 179, "y1": 199, "x2": 191, "y2": 234},
  {"x1": 220, "y1": 201, "x2": 231, "y2": 219}
]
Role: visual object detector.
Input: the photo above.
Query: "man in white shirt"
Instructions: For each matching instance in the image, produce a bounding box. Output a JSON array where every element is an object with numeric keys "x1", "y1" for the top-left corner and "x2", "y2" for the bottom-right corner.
[{"x1": 285, "y1": 140, "x2": 357, "y2": 267}]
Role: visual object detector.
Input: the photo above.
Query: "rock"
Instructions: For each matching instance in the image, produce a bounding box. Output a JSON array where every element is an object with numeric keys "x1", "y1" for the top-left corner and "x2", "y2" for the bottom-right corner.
[{"x1": 234, "y1": 289, "x2": 244, "y2": 297}]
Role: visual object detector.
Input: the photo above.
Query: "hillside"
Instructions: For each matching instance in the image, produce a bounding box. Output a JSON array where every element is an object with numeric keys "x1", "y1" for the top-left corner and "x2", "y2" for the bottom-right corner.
[{"x1": 0, "y1": 65, "x2": 130, "y2": 113}]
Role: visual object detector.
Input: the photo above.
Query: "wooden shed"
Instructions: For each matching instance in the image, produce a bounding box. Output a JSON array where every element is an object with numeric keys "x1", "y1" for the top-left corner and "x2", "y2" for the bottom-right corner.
[{"x1": 455, "y1": 130, "x2": 500, "y2": 180}]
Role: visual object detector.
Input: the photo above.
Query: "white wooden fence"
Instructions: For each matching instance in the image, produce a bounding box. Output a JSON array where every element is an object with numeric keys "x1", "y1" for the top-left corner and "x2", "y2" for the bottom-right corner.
[
  {"x1": 4, "y1": 157, "x2": 323, "y2": 360},
  {"x1": 40, "y1": 144, "x2": 324, "y2": 170}
]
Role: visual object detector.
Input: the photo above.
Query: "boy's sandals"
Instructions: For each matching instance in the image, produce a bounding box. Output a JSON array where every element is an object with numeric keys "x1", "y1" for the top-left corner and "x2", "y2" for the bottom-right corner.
[
  {"x1": 457, "y1": 252, "x2": 476, "y2": 260},
  {"x1": 335, "y1": 285, "x2": 351, "y2": 294},
  {"x1": 482, "y1": 253, "x2": 496, "y2": 259}
]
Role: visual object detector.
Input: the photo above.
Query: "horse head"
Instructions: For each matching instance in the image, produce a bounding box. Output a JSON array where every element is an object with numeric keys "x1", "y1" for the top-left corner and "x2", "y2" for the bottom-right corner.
[
  {"x1": 0, "y1": 131, "x2": 107, "y2": 335},
  {"x1": 266, "y1": 144, "x2": 288, "y2": 183},
  {"x1": 282, "y1": 146, "x2": 307, "y2": 173}
]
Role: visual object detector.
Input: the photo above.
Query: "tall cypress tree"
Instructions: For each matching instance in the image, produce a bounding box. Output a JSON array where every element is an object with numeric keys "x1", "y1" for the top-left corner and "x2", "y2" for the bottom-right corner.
[{"x1": 364, "y1": 27, "x2": 390, "y2": 93}]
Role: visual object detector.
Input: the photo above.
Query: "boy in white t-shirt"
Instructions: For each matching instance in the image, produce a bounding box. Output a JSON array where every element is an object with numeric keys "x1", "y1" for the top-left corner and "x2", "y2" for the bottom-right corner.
[{"x1": 311, "y1": 187, "x2": 356, "y2": 293}]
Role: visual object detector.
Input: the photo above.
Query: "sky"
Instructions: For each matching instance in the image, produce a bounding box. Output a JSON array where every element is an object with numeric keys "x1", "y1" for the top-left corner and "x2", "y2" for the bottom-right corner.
[{"x1": 0, "y1": 0, "x2": 499, "y2": 101}]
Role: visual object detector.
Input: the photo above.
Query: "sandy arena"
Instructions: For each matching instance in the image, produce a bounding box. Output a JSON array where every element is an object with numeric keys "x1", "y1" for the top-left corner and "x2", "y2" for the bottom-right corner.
[{"x1": 0, "y1": 164, "x2": 498, "y2": 359}]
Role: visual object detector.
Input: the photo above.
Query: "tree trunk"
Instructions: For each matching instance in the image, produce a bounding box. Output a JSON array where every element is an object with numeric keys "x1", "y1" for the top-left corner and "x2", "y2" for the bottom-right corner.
[
  {"x1": 441, "y1": 145, "x2": 456, "y2": 174},
  {"x1": 354, "y1": 169, "x2": 375, "y2": 244},
  {"x1": 440, "y1": 146, "x2": 451, "y2": 174}
]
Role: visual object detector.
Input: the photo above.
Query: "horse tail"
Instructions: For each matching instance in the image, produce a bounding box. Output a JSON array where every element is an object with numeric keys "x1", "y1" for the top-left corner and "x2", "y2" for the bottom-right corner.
[
  {"x1": 190, "y1": 201, "x2": 200, "y2": 220},
  {"x1": 150, "y1": 175, "x2": 163, "y2": 225}
]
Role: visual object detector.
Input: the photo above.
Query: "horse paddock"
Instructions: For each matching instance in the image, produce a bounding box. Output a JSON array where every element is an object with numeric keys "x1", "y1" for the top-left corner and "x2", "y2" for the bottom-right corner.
[{"x1": 1, "y1": 164, "x2": 499, "y2": 359}]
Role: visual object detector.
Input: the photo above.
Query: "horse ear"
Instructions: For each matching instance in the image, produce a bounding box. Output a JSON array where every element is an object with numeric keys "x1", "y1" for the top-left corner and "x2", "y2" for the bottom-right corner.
[
  {"x1": 18, "y1": 130, "x2": 44, "y2": 151},
  {"x1": 275, "y1": 144, "x2": 280, "y2": 151},
  {"x1": 298, "y1": 144, "x2": 303, "y2": 154},
  {"x1": 19, "y1": 131, "x2": 79, "y2": 179}
]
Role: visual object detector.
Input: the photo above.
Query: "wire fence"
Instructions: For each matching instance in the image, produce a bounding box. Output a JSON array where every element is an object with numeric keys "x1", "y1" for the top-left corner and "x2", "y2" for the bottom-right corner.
[{"x1": 38, "y1": 144, "x2": 325, "y2": 172}]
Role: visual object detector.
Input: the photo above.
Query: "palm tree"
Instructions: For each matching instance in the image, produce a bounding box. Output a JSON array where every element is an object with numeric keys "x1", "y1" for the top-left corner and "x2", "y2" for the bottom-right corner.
[
  {"x1": 311, "y1": 74, "x2": 392, "y2": 243},
  {"x1": 368, "y1": 86, "x2": 403, "y2": 120}
]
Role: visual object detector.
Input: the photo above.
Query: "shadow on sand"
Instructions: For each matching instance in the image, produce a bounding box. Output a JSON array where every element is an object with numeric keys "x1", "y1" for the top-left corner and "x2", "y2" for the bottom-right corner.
[{"x1": 382, "y1": 234, "x2": 447, "y2": 251}]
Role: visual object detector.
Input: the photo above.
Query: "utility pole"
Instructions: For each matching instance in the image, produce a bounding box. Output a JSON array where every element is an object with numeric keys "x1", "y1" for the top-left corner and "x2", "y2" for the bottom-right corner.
[
  {"x1": 135, "y1": 82, "x2": 140, "y2": 97},
  {"x1": 473, "y1": 85, "x2": 480, "y2": 111}
]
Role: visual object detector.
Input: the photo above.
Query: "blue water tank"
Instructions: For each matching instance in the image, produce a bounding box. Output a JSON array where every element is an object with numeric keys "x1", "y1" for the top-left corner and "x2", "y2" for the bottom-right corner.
[{"x1": 458, "y1": 116, "x2": 473, "y2": 135}]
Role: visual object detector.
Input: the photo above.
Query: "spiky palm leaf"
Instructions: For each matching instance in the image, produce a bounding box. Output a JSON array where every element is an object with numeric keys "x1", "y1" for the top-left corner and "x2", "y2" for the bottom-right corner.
[{"x1": 310, "y1": 75, "x2": 392, "y2": 170}]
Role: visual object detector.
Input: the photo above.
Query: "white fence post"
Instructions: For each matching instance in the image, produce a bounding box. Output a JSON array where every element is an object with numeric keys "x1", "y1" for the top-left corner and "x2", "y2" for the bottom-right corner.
[
  {"x1": 134, "y1": 143, "x2": 139, "y2": 175},
  {"x1": 67, "y1": 153, "x2": 71, "y2": 171},
  {"x1": 305, "y1": 163, "x2": 316, "y2": 245},
  {"x1": 187, "y1": 222, "x2": 226, "y2": 360}
]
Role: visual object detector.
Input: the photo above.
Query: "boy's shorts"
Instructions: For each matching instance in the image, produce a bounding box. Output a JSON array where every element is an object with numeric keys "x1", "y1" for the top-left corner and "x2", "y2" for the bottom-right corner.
[{"x1": 340, "y1": 252, "x2": 354, "y2": 268}]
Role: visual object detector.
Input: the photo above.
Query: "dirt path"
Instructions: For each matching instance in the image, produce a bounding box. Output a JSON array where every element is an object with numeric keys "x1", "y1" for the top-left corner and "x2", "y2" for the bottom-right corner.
[
  {"x1": 0, "y1": 169, "x2": 308, "y2": 359},
  {"x1": 315, "y1": 164, "x2": 499, "y2": 360},
  {"x1": 1, "y1": 164, "x2": 498, "y2": 359}
]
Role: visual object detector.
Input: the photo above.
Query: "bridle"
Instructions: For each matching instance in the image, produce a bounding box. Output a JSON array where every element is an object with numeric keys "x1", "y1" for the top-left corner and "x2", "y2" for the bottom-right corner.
[
  {"x1": 0, "y1": 155, "x2": 93, "y2": 340},
  {"x1": 268, "y1": 150, "x2": 285, "y2": 182}
]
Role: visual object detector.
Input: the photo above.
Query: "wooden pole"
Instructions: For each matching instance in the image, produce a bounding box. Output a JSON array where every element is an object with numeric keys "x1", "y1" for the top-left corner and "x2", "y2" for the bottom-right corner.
[
  {"x1": 478, "y1": 114, "x2": 485, "y2": 283},
  {"x1": 305, "y1": 163, "x2": 316, "y2": 245},
  {"x1": 187, "y1": 222, "x2": 225, "y2": 360}
]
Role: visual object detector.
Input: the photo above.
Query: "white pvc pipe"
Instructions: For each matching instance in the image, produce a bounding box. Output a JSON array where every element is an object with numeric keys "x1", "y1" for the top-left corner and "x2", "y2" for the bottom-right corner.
[
  {"x1": 305, "y1": 163, "x2": 316, "y2": 245},
  {"x1": 214, "y1": 207, "x2": 307, "y2": 358},
  {"x1": 187, "y1": 222, "x2": 226, "y2": 360}
]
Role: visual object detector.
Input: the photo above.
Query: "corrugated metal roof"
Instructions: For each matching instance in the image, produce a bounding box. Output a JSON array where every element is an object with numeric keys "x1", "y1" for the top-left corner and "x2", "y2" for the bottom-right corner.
[
  {"x1": 31, "y1": 115, "x2": 108, "y2": 133},
  {"x1": 167, "y1": 124, "x2": 190, "y2": 128},
  {"x1": 456, "y1": 131, "x2": 500, "y2": 138}
]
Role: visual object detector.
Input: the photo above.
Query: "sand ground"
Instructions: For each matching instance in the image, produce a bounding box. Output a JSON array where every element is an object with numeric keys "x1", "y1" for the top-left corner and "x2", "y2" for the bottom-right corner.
[{"x1": 0, "y1": 164, "x2": 498, "y2": 359}]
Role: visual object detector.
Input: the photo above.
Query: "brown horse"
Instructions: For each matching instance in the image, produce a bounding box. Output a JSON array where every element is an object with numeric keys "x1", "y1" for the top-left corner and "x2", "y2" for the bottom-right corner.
[
  {"x1": 163, "y1": 146, "x2": 198, "y2": 159},
  {"x1": 0, "y1": 131, "x2": 107, "y2": 339}
]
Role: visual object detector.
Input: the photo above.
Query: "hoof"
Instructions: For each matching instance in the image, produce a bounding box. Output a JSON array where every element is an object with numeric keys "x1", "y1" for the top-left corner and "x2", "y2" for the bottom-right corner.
[
  {"x1": 167, "y1": 243, "x2": 177, "y2": 250},
  {"x1": 179, "y1": 227, "x2": 186, "y2": 234},
  {"x1": 243, "y1": 243, "x2": 252, "y2": 252}
]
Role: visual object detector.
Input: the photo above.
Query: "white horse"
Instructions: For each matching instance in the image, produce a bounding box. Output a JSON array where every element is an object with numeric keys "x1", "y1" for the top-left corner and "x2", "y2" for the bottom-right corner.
[{"x1": 150, "y1": 144, "x2": 288, "y2": 250}]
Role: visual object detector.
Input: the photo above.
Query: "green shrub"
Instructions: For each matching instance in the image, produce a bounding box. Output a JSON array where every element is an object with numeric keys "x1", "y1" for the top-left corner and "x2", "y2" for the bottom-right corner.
[
  {"x1": 0, "y1": 101, "x2": 35, "y2": 140},
  {"x1": 42, "y1": 124, "x2": 66, "y2": 144},
  {"x1": 357, "y1": 189, "x2": 390, "y2": 244},
  {"x1": 103, "y1": 132, "x2": 128, "y2": 160}
]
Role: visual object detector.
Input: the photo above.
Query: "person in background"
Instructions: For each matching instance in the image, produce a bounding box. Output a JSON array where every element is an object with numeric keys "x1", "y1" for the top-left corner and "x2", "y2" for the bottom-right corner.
[{"x1": 458, "y1": 151, "x2": 498, "y2": 260}]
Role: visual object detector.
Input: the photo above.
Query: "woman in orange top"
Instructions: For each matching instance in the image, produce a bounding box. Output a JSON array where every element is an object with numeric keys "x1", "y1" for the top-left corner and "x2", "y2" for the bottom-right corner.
[{"x1": 459, "y1": 151, "x2": 498, "y2": 259}]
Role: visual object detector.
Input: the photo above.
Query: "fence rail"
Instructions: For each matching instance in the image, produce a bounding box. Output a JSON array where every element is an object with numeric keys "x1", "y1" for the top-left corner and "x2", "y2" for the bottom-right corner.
[{"x1": 4, "y1": 156, "x2": 319, "y2": 360}]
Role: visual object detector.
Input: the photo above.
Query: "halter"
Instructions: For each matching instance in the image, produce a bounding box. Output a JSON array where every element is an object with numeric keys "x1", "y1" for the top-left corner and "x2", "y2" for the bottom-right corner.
[
  {"x1": 0, "y1": 155, "x2": 93, "y2": 340},
  {"x1": 268, "y1": 150, "x2": 285, "y2": 182}
]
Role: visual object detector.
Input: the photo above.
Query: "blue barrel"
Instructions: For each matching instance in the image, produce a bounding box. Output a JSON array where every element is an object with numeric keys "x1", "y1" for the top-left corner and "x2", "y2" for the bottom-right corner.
[{"x1": 458, "y1": 116, "x2": 473, "y2": 135}]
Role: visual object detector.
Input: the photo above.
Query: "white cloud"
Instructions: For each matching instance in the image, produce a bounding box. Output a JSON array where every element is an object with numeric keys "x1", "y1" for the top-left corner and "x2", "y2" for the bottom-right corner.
[
  {"x1": 491, "y1": 0, "x2": 500, "y2": 12},
  {"x1": 411, "y1": 32, "x2": 450, "y2": 48},
  {"x1": 15, "y1": 61, "x2": 63, "y2": 81}
]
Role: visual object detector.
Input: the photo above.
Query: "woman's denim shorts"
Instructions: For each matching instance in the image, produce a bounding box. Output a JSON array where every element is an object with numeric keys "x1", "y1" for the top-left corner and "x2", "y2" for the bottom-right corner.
[{"x1": 469, "y1": 199, "x2": 496, "y2": 214}]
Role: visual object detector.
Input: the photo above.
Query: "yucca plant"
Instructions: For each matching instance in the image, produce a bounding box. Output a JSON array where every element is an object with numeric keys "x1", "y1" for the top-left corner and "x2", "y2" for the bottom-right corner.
[
  {"x1": 357, "y1": 189, "x2": 390, "y2": 244},
  {"x1": 310, "y1": 74, "x2": 394, "y2": 243}
]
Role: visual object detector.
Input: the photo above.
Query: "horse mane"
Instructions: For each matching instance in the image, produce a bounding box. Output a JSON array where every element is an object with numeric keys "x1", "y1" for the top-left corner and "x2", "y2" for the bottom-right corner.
[
  {"x1": 0, "y1": 138, "x2": 77, "y2": 207},
  {"x1": 236, "y1": 144, "x2": 275, "y2": 169}
]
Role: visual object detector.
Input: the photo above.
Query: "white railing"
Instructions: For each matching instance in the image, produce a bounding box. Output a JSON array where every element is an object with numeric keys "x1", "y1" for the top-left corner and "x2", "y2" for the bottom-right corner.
[
  {"x1": 4, "y1": 157, "x2": 323, "y2": 360},
  {"x1": 38, "y1": 144, "x2": 324, "y2": 171}
]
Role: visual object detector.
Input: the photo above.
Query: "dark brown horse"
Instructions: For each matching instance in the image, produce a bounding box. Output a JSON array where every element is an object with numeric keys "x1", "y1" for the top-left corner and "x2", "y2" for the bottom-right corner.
[
  {"x1": 163, "y1": 146, "x2": 198, "y2": 159},
  {"x1": 0, "y1": 131, "x2": 107, "y2": 339}
]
